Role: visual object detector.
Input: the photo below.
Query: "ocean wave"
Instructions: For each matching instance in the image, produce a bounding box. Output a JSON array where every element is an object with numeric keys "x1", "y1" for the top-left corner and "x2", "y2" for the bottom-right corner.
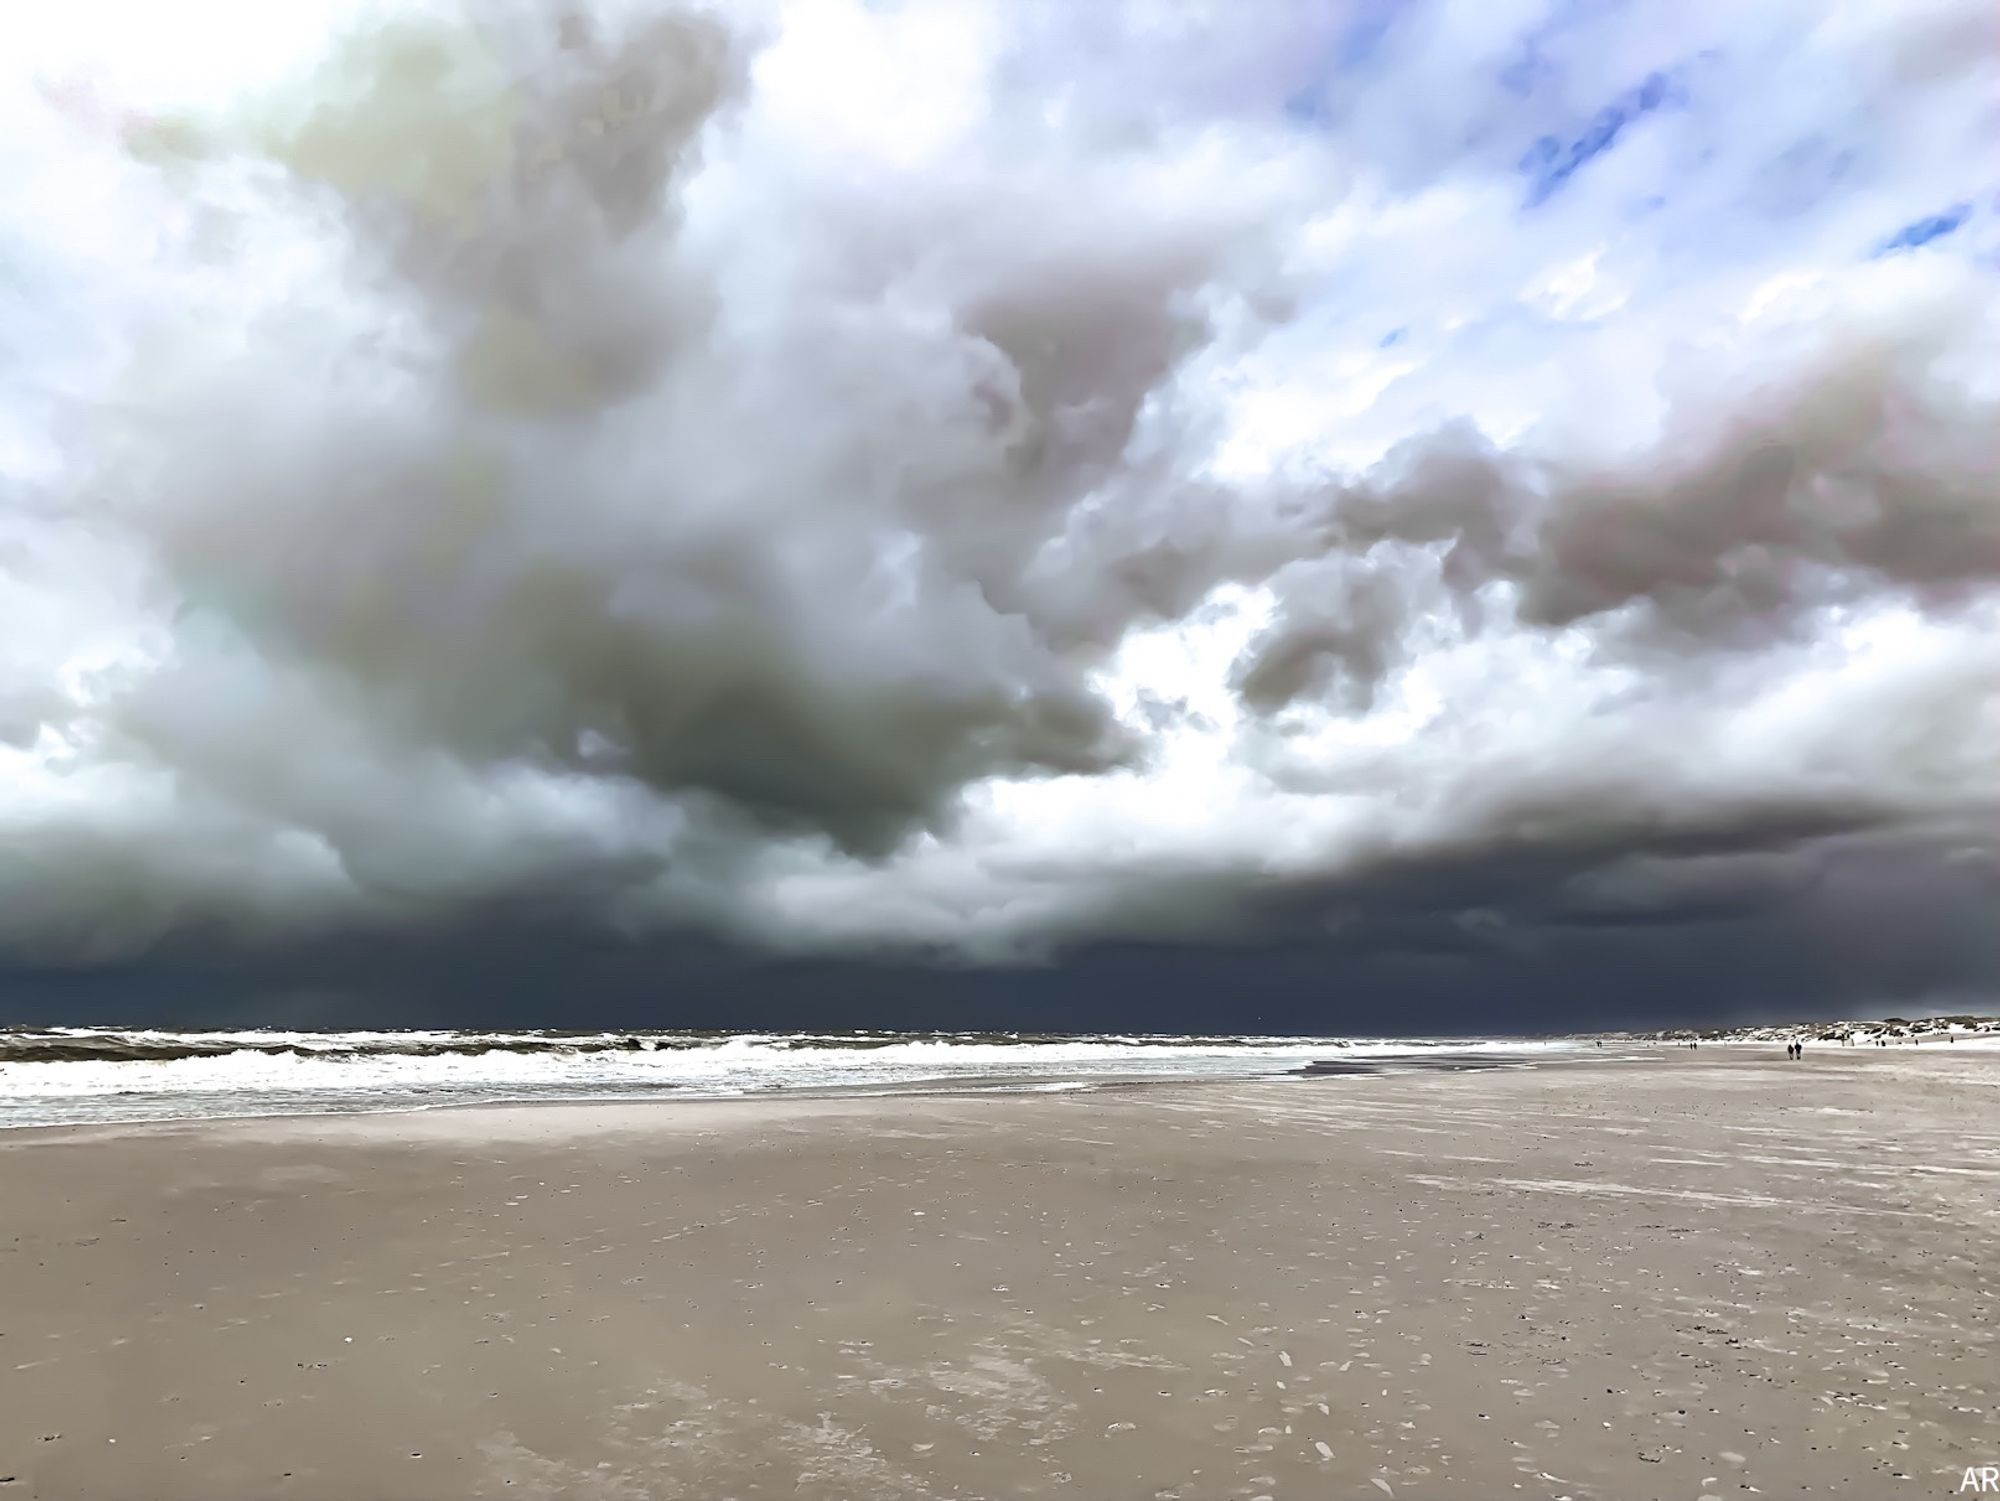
[
  {"x1": 0, "y1": 1028, "x2": 1302, "y2": 1065},
  {"x1": 0, "y1": 1028, "x2": 1580, "y2": 1127}
]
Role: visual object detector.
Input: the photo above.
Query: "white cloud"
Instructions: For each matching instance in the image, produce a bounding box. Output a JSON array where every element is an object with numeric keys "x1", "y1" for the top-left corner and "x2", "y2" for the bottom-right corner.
[{"x1": 1, "y1": 0, "x2": 1996, "y2": 965}]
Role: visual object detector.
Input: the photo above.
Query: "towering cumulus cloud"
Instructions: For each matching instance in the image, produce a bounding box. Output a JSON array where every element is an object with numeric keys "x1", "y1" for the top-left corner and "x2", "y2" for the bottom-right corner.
[{"x1": 2, "y1": 0, "x2": 1996, "y2": 1014}]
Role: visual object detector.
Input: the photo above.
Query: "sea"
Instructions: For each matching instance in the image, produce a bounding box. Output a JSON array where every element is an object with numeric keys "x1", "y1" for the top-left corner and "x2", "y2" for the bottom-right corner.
[{"x1": 0, "y1": 1028, "x2": 1584, "y2": 1129}]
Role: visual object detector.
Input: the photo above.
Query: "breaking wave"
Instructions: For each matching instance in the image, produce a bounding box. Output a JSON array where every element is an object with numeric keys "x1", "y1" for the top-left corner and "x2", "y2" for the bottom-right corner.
[{"x1": 0, "y1": 1028, "x2": 1577, "y2": 1128}]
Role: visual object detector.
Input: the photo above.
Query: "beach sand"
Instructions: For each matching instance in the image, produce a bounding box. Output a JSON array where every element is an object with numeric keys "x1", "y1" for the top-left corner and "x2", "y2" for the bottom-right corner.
[{"x1": 1, "y1": 1049, "x2": 1995, "y2": 1499}]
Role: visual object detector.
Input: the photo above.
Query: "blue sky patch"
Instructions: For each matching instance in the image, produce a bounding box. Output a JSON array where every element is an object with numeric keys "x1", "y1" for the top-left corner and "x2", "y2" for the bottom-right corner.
[
  {"x1": 1520, "y1": 67, "x2": 1688, "y2": 206},
  {"x1": 1876, "y1": 203, "x2": 1972, "y2": 256},
  {"x1": 1284, "y1": 0, "x2": 1406, "y2": 127}
]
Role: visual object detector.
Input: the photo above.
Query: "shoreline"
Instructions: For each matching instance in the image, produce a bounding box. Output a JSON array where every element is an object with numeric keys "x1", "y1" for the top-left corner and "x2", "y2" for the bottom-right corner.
[
  {"x1": 0, "y1": 1043, "x2": 1600, "y2": 1137},
  {"x1": 5, "y1": 1020, "x2": 1993, "y2": 1136},
  {"x1": 7, "y1": 1032, "x2": 1992, "y2": 1138}
]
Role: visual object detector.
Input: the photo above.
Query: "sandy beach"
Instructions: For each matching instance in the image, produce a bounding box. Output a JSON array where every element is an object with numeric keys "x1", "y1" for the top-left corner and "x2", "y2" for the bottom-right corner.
[{"x1": 1, "y1": 1048, "x2": 1995, "y2": 1500}]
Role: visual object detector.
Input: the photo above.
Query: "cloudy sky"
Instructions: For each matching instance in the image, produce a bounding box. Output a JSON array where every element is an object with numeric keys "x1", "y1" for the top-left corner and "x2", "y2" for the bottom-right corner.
[{"x1": 2, "y1": 0, "x2": 1996, "y2": 1031}]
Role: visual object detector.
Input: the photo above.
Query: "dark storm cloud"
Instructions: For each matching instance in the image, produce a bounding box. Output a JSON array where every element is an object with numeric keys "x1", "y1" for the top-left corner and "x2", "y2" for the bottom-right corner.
[
  {"x1": 1234, "y1": 297, "x2": 2000, "y2": 713},
  {"x1": 7, "y1": 815, "x2": 1995, "y2": 1033}
]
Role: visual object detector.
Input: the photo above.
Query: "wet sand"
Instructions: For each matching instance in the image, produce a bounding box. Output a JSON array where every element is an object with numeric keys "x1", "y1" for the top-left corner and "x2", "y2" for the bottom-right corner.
[{"x1": 1, "y1": 1049, "x2": 1995, "y2": 1499}]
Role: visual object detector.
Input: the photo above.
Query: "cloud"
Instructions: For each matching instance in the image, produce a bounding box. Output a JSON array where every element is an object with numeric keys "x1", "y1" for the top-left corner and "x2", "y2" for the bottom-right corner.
[{"x1": 1, "y1": 0, "x2": 1997, "y2": 1011}]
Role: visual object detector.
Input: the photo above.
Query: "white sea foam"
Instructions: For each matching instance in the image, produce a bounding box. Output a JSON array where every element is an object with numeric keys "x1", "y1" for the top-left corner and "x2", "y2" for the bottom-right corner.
[{"x1": 0, "y1": 1030, "x2": 1578, "y2": 1128}]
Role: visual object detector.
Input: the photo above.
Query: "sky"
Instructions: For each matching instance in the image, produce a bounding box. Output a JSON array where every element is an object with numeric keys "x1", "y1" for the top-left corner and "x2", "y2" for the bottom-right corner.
[{"x1": 2, "y1": 0, "x2": 1997, "y2": 1032}]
